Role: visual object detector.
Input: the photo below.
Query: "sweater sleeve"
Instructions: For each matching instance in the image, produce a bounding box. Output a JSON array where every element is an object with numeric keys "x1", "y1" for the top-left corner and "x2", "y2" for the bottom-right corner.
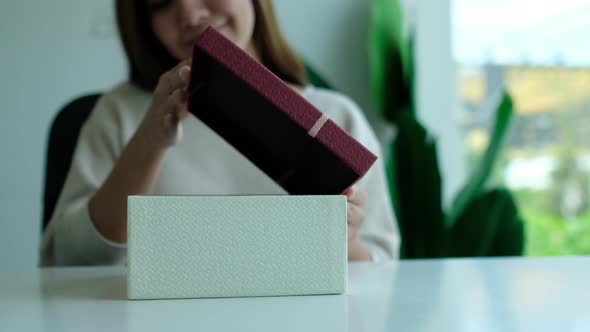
[
  {"x1": 339, "y1": 98, "x2": 401, "y2": 261},
  {"x1": 40, "y1": 94, "x2": 127, "y2": 266}
]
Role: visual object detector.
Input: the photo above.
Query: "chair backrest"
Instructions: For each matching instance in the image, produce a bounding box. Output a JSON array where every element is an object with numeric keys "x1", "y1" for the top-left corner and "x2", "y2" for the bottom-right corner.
[{"x1": 42, "y1": 94, "x2": 101, "y2": 231}]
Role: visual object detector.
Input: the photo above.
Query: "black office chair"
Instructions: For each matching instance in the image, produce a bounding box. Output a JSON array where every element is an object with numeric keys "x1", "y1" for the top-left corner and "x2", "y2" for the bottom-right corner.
[{"x1": 42, "y1": 93, "x2": 101, "y2": 231}]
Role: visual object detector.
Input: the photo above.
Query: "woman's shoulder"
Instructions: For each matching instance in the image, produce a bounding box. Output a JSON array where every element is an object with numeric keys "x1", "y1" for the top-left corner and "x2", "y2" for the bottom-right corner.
[
  {"x1": 300, "y1": 85, "x2": 385, "y2": 155},
  {"x1": 300, "y1": 85, "x2": 369, "y2": 131},
  {"x1": 87, "y1": 82, "x2": 151, "y2": 124},
  {"x1": 99, "y1": 81, "x2": 151, "y2": 109},
  {"x1": 300, "y1": 85, "x2": 361, "y2": 113},
  {"x1": 78, "y1": 82, "x2": 152, "y2": 145}
]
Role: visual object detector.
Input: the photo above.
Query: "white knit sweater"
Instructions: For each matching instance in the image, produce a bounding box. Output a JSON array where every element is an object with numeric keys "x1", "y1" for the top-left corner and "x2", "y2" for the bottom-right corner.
[{"x1": 41, "y1": 82, "x2": 400, "y2": 265}]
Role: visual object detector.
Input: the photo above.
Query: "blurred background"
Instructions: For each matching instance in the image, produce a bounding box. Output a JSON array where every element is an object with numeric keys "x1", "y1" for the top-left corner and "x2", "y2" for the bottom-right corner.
[
  {"x1": 455, "y1": 0, "x2": 590, "y2": 255},
  {"x1": 1, "y1": 0, "x2": 589, "y2": 266}
]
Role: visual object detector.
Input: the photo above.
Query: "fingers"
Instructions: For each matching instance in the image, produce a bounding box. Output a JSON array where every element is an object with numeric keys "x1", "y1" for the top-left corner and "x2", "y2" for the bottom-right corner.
[
  {"x1": 156, "y1": 59, "x2": 192, "y2": 98},
  {"x1": 346, "y1": 187, "x2": 366, "y2": 240},
  {"x1": 164, "y1": 89, "x2": 190, "y2": 122},
  {"x1": 179, "y1": 66, "x2": 191, "y2": 84},
  {"x1": 347, "y1": 202, "x2": 365, "y2": 228},
  {"x1": 348, "y1": 225, "x2": 357, "y2": 241},
  {"x1": 160, "y1": 62, "x2": 191, "y2": 121},
  {"x1": 345, "y1": 187, "x2": 366, "y2": 208},
  {"x1": 178, "y1": 107, "x2": 190, "y2": 121},
  {"x1": 342, "y1": 187, "x2": 353, "y2": 196},
  {"x1": 170, "y1": 88, "x2": 188, "y2": 105}
]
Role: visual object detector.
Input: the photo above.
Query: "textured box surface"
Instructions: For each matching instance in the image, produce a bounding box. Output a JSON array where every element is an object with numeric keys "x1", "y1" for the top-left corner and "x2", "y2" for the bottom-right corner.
[
  {"x1": 188, "y1": 27, "x2": 377, "y2": 194},
  {"x1": 128, "y1": 195, "x2": 347, "y2": 300}
]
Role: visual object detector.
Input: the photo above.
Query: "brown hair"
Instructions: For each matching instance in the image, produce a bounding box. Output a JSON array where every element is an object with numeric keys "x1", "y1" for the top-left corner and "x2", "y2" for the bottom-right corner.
[{"x1": 116, "y1": 0, "x2": 308, "y2": 91}]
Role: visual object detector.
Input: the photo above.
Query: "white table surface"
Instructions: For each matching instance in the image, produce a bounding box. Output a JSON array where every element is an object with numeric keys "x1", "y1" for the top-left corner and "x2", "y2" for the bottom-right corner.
[{"x1": 1, "y1": 257, "x2": 588, "y2": 332}]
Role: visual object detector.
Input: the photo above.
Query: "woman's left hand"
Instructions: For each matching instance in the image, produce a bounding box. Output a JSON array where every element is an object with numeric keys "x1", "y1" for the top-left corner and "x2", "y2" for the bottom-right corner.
[
  {"x1": 344, "y1": 187, "x2": 371, "y2": 261},
  {"x1": 344, "y1": 187, "x2": 365, "y2": 240}
]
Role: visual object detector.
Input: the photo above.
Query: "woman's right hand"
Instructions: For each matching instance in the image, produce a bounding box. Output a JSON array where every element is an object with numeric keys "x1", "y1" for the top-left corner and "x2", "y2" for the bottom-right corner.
[
  {"x1": 88, "y1": 60, "x2": 193, "y2": 243},
  {"x1": 137, "y1": 59, "x2": 192, "y2": 150}
]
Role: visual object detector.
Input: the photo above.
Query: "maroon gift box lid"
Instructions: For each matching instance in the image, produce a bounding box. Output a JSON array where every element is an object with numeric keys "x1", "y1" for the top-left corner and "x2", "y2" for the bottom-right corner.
[{"x1": 188, "y1": 27, "x2": 377, "y2": 194}]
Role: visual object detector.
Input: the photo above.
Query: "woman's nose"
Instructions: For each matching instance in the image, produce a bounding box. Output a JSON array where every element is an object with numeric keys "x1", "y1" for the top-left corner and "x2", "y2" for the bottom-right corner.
[{"x1": 177, "y1": 0, "x2": 210, "y2": 28}]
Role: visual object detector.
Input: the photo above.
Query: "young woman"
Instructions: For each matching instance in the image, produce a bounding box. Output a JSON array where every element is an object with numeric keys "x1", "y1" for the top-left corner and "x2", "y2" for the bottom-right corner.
[{"x1": 41, "y1": 0, "x2": 399, "y2": 265}]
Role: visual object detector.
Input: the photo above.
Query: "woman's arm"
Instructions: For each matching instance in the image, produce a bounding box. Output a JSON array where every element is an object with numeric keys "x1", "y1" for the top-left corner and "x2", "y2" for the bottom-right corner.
[
  {"x1": 88, "y1": 129, "x2": 166, "y2": 243},
  {"x1": 42, "y1": 61, "x2": 192, "y2": 265},
  {"x1": 89, "y1": 61, "x2": 192, "y2": 243},
  {"x1": 339, "y1": 96, "x2": 401, "y2": 260},
  {"x1": 345, "y1": 188, "x2": 372, "y2": 261},
  {"x1": 353, "y1": 125, "x2": 400, "y2": 260}
]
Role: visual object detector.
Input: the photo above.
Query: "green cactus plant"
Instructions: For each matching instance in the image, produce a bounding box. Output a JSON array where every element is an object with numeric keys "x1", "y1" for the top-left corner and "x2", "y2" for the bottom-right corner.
[{"x1": 369, "y1": 0, "x2": 525, "y2": 258}]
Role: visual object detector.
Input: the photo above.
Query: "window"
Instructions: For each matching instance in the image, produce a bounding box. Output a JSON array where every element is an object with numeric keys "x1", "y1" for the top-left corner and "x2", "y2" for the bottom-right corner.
[{"x1": 453, "y1": 0, "x2": 590, "y2": 255}]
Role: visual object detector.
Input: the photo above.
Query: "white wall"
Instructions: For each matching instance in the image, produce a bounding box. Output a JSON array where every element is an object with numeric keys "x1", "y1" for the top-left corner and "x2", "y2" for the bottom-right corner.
[
  {"x1": 0, "y1": 1, "x2": 126, "y2": 267},
  {"x1": 0, "y1": 0, "x2": 379, "y2": 267},
  {"x1": 274, "y1": 0, "x2": 375, "y2": 116},
  {"x1": 414, "y1": 0, "x2": 465, "y2": 206}
]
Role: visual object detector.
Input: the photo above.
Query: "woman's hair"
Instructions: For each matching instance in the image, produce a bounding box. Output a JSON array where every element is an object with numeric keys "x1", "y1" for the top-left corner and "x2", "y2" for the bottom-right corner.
[{"x1": 116, "y1": 0, "x2": 308, "y2": 91}]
